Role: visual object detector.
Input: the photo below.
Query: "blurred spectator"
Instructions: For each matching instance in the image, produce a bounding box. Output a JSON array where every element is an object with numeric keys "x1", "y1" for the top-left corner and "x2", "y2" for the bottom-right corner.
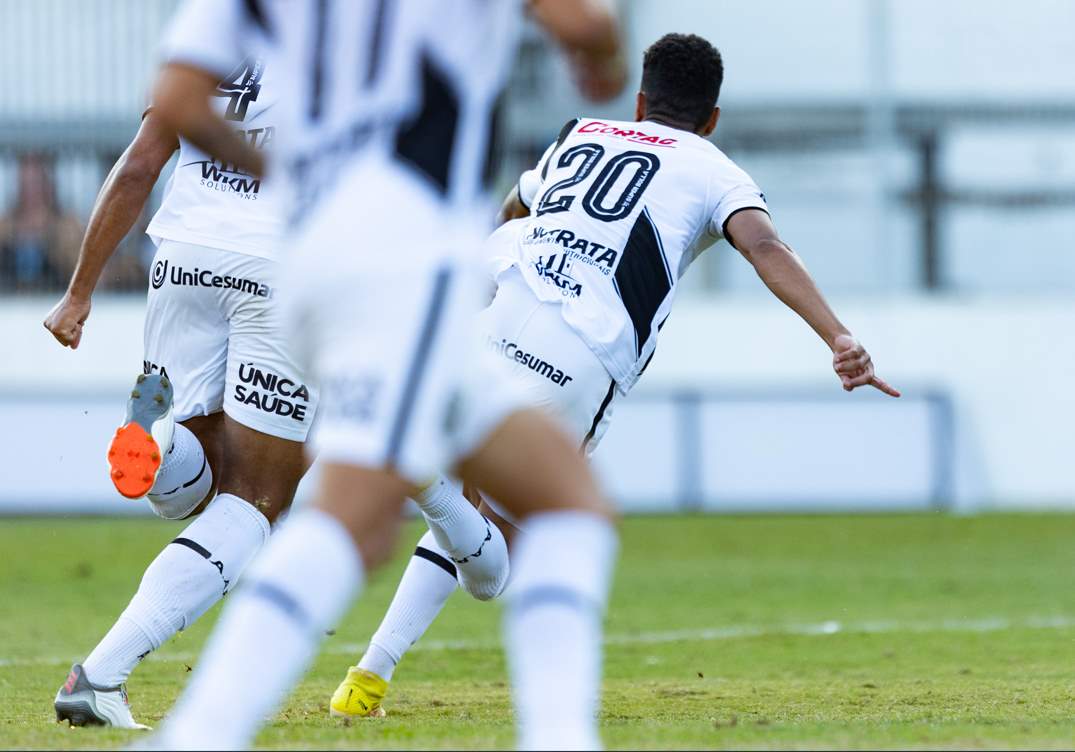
[{"x1": 0, "y1": 154, "x2": 83, "y2": 293}]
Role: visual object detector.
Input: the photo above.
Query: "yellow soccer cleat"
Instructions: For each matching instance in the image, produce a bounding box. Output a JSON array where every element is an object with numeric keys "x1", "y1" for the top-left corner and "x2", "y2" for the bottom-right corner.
[{"x1": 330, "y1": 667, "x2": 388, "y2": 719}]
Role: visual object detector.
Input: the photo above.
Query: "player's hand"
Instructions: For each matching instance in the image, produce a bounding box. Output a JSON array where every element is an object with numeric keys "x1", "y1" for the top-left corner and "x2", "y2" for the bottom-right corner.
[
  {"x1": 831, "y1": 333, "x2": 900, "y2": 397},
  {"x1": 571, "y1": 49, "x2": 627, "y2": 102},
  {"x1": 43, "y1": 293, "x2": 91, "y2": 349}
]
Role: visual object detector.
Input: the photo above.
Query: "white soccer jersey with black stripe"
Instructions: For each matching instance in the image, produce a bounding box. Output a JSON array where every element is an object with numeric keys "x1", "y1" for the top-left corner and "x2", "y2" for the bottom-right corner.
[
  {"x1": 161, "y1": 0, "x2": 521, "y2": 233},
  {"x1": 147, "y1": 57, "x2": 282, "y2": 259},
  {"x1": 502, "y1": 117, "x2": 768, "y2": 393}
]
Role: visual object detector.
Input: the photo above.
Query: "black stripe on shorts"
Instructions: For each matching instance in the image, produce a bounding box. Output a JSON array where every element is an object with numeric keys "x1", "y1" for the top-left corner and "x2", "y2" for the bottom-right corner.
[
  {"x1": 581, "y1": 380, "x2": 617, "y2": 453},
  {"x1": 385, "y1": 267, "x2": 453, "y2": 468}
]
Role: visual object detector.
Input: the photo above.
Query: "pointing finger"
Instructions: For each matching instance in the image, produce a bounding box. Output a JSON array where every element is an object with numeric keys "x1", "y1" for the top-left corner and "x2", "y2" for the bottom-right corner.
[{"x1": 870, "y1": 375, "x2": 901, "y2": 398}]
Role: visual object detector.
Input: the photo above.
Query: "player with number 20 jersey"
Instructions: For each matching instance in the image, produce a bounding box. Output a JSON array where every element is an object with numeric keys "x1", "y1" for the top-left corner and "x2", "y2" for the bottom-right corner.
[{"x1": 334, "y1": 33, "x2": 900, "y2": 721}]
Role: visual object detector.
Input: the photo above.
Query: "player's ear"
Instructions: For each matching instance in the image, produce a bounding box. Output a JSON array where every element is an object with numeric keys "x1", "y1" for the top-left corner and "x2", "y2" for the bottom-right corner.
[
  {"x1": 700, "y1": 106, "x2": 720, "y2": 137},
  {"x1": 634, "y1": 91, "x2": 646, "y2": 122}
]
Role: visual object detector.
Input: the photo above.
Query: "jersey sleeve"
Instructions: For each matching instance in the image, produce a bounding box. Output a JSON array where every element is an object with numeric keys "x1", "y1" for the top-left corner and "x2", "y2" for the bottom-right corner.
[
  {"x1": 160, "y1": 0, "x2": 253, "y2": 80},
  {"x1": 706, "y1": 161, "x2": 769, "y2": 244},
  {"x1": 517, "y1": 141, "x2": 557, "y2": 209},
  {"x1": 516, "y1": 117, "x2": 580, "y2": 209}
]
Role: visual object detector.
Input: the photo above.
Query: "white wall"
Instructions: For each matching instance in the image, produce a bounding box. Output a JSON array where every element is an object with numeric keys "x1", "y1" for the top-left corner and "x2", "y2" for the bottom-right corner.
[{"x1": 2, "y1": 294, "x2": 1071, "y2": 512}]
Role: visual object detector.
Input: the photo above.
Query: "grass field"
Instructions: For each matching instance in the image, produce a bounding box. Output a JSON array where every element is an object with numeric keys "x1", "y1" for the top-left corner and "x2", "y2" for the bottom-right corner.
[{"x1": 2, "y1": 512, "x2": 1075, "y2": 749}]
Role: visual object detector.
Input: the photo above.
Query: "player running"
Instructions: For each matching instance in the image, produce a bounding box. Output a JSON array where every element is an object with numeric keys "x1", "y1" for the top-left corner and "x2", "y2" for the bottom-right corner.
[
  {"x1": 141, "y1": 0, "x2": 625, "y2": 749},
  {"x1": 43, "y1": 57, "x2": 317, "y2": 728},
  {"x1": 329, "y1": 32, "x2": 901, "y2": 718}
]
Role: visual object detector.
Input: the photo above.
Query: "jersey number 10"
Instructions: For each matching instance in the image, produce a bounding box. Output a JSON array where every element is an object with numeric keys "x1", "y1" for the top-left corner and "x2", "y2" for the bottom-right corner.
[{"x1": 536, "y1": 143, "x2": 661, "y2": 222}]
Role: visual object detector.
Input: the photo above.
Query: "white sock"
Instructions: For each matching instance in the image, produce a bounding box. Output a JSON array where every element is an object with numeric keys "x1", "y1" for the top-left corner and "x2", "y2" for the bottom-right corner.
[
  {"x1": 505, "y1": 511, "x2": 617, "y2": 751},
  {"x1": 414, "y1": 476, "x2": 509, "y2": 600},
  {"x1": 157, "y1": 508, "x2": 364, "y2": 750},
  {"x1": 147, "y1": 423, "x2": 213, "y2": 520},
  {"x1": 82, "y1": 494, "x2": 269, "y2": 687},
  {"x1": 358, "y1": 530, "x2": 459, "y2": 681}
]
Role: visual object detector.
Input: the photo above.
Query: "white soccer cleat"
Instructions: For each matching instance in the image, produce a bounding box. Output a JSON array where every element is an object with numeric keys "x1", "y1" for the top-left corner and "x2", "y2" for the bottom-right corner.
[
  {"x1": 107, "y1": 373, "x2": 175, "y2": 499},
  {"x1": 53, "y1": 663, "x2": 150, "y2": 730}
]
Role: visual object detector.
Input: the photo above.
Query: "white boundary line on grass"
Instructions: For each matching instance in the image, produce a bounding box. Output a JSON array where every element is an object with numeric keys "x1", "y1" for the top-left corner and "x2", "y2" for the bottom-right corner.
[{"x1": 3, "y1": 614, "x2": 1074, "y2": 669}]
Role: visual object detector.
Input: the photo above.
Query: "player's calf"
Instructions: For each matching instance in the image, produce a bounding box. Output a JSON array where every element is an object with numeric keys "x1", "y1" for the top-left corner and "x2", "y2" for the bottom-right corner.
[{"x1": 413, "y1": 475, "x2": 509, "y2": 601}]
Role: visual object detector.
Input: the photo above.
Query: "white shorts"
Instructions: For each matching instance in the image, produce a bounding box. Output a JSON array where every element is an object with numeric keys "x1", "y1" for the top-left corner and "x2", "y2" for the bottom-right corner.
[
  {"x1": 143, "y1": 239, "x2": 318, "y2": 442},
  {"x1": 281, "y1": 160, "x2": 523, "y2": 482},
  {"x1": 480, "y1": 265, "x2": 618, "y2": 454}
]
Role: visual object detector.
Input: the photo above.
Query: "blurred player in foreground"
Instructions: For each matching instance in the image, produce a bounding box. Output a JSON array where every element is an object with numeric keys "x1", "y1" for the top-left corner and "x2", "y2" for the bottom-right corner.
[
  {"x1": 143, "y1": 0, "x2": 625, "y2": 748},
  {"x1": 331, "y1": 32, "x2": 900, "y2": 717},
  {"x1": 43, "y1": 58, "x2": 316, "y2": 728}
]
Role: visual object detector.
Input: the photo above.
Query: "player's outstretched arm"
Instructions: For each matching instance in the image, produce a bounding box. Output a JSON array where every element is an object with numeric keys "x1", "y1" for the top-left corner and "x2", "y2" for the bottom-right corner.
[
  {"x1": 152, "y1": 63, "x2": 264, "y2": 178},
  {"x1": 726, "y1": 208, "x2": 900, "y2": 397},
  {"x1": 529, "y1": 0, "x2": 626, "y2": 102},
  {"x1": 43, "y1": 112, "x2": 178, "y2": 349}
]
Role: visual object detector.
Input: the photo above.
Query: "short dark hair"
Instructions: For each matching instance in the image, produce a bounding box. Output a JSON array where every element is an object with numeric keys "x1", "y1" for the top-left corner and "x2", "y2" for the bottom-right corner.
[{"x1": 641, "y1": 33, "x2": 724, "y2": 130}]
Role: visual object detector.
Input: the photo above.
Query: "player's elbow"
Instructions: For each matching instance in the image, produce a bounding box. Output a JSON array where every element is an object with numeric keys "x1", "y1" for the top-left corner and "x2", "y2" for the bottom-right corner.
[
  {"x1": 741, "y1": 237, "x2": 793, "y2": 266},
  {"x1": 117, "y1": 150, "x2": 166, "y2": 188}
]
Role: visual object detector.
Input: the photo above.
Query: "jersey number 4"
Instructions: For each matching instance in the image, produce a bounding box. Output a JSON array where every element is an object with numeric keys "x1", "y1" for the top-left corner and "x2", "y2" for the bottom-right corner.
[{"x1": 536, "y1": 143, "x2": 660, "y2": 222}]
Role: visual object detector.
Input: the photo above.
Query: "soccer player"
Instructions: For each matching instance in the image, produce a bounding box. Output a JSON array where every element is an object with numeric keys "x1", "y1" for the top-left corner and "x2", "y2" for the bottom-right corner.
[
  {"x1": 43, "y1": 57, "x2": 318, "y2": 728},
  {"x1": 330, "y1": 31, "x2": 901, "y2": 717},
  {"x1": 141, "y1": 0, "x2": 625, "y2": 749}
]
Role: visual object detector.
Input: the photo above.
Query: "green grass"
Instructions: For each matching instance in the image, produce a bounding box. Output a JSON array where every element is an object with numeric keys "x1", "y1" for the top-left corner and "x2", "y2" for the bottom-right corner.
[{"x1": 2, "y1": 513, "x2": 1075, "y2": 749}]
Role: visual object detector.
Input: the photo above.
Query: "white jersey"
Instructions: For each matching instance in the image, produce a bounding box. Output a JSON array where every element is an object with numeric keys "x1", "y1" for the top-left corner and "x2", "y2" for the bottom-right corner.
[
  {"x1": 160, "y1": 0, "x2": 520, "y2": 237},
  {"x1": 147, "y1": 55, "x2": 282, "y2": 259},
  {"x1": 498, "y1": 117, "x2": 768, "y2": 393}
]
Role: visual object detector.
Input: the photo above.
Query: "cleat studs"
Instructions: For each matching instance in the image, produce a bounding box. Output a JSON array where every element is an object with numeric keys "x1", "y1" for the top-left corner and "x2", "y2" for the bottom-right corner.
[
  {"x1": 137, "y1": 374, "x2": 146, "y2": 383},
  {"x1": 154, "y1": 394, "x2": 164, "y2": 404},
  {"x1": 142, "y1": 474, "x2": 153, "y2": 483},
  {"x1": 160, "y1": 377, "x2": 170, "y2": 389},
  {"x1": 146, "y1": 435, "x2": 154, "y2": 443},
  {"x1": 131, "y1": 389, "x2": 140, "y2": 399},
  {"x1": 151, "y1": 452, "x2": 160, "y2": 462},
  {"x1": 113, "y1": 470, "x2": 124, "y2": 479}
]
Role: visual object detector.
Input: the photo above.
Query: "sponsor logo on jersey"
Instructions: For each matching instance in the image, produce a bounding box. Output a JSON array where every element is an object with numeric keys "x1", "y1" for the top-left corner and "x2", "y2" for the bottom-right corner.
[
  {"x1": 150, "y1": 260, "x2": 272, "y2": 297},
  {"x1": 486, "y1": 337, "x2": 574, "y2": 387},
  {"x1": 524, "y1": 226, "x2": 619, "y2": 276},
  {"x1": 182, "y1": 127, "x2": 274, "y2": 200},
  {"x1": 533, "y1": 254, "x2": 583, "y2": 298},
  {"x1": 577, "y1": 120, "x2": 678, "y2": 147},
  {"x1": 234, "y1": 363, "x2": 312, "y2": 423}
]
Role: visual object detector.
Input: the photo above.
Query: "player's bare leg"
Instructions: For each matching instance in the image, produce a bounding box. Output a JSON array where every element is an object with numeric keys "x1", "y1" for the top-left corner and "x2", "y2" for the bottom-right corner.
[{"x1": 458, "y1": 409, "x2": 617, "y2": 750}]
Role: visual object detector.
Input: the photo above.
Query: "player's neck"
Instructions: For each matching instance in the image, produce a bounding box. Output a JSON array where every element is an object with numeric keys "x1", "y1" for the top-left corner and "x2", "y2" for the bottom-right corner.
[{"x1": 641, "y1": 114, "x2": 696, "y2": 134}]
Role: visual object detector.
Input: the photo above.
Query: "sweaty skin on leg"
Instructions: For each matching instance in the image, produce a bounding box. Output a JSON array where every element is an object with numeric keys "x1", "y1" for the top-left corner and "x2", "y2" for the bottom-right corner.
[{"x1": 214, "y1": 414, "x2": 308, "y2": 524}]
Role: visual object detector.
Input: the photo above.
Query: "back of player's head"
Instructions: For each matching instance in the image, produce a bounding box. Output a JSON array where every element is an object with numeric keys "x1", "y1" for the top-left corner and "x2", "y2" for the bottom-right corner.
[{"x1": 640, "y1": 33, "x2": 723, "y2": 131}]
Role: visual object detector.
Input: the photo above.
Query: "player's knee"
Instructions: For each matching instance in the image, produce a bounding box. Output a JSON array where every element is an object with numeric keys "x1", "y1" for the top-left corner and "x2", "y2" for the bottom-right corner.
[
  {"x1": 460, "y1": 572, "x2": 507, "y2": 601},
  {"x1": 147, "y1": 466, "x2": 215, "y2": 520},
  {"x1": 455, "y1": 520, "x2": 510, "y2": 601}
]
